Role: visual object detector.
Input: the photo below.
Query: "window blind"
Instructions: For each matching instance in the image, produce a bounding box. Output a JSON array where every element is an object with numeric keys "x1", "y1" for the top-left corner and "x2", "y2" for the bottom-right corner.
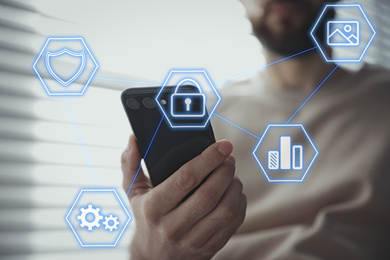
[{"x1": 0, "y1": 1, "x2": 137, "y2": 259}]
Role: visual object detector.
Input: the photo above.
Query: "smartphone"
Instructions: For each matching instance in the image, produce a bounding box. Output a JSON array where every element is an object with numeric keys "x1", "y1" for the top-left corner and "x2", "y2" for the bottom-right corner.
[{"x1": 121, "y1": 86, "x2": 216, "y2": 187}]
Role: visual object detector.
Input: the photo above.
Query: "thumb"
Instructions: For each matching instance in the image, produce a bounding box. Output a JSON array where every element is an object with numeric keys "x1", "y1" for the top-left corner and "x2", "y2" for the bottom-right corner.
[{"x1": 121, "y1": 135, "x2": 152, "y2": 199}]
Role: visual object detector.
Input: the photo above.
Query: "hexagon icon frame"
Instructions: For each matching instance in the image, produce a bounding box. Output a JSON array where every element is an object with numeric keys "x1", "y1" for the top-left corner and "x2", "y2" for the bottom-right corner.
[
  {"x1": 252, "y1": 124, "x2": 319, "y2": 183},
  {"x1": 310, "y1": 4, "x2": 376, "y2": 63},
  {"x1": 33, "y1": 37, "x2": 98, "y2": 96},
  {"x1": 155, "y1": 69, "x2": 221, "y2": 128},
  {"x1": 65, "y1": 188, "x2": 132, "y2": 247}
]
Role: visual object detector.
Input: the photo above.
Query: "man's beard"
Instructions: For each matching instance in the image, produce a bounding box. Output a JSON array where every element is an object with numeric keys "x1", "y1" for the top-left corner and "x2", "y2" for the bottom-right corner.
[
  {"x1": 253, "y1": 0, "x2": 330, "y2": 56},
  {"x1": 256, "y1": 21, "x2": 316, "y2": 56}
]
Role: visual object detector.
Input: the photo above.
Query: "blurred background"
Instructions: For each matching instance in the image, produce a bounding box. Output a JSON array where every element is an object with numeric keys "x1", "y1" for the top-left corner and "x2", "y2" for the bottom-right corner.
[{"x1": 0, "y1": 0, "x2": 389, "y2": 259}]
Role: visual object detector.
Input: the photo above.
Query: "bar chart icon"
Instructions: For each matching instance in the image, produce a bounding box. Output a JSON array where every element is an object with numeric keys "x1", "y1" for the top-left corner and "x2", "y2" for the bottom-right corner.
[
  {"x1": 253, "y1": 124, "x2": 318, "y2": 182},
  {"x1": 268, "y1": 136, "x2": 303, "y2": 171}
]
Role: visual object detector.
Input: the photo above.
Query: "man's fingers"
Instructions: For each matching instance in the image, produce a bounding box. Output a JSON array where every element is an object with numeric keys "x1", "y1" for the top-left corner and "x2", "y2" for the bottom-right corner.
[
  {"x1": 121, "y1": 135, "x2": 152, "y2": 199},
  {"x1": 151, "y1": 140, "x2": 234, "y2": 215},
  {"x1": 202, "y1": 193, "x2": 247, "y2": 253},
  {"x1": 184, "y1": 177, "x2": 244, "y2": 248},
  {"x1": 163, "y1": 155, "x2": 236, "y2": 234}
]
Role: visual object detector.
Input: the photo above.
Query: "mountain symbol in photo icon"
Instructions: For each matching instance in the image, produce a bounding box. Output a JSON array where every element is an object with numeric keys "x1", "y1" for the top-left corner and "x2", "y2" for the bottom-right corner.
[
  {"x1": 327, "y1": 21, "x2": 360, "y2": 47},
  {"x1": 328, "y1": 29, "x2": 358, "y2": 44}
]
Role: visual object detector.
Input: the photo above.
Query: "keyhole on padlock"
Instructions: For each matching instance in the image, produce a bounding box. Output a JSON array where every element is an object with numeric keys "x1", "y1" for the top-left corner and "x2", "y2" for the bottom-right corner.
[{"x1": 185, "y1": 98, "x2": 192, "y2": 111}]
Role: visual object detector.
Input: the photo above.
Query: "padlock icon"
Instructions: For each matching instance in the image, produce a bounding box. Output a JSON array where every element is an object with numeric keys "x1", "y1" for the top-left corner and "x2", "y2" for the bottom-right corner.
[{"x1": 170, "y1": 78, "x2": 206, "y2": 118}]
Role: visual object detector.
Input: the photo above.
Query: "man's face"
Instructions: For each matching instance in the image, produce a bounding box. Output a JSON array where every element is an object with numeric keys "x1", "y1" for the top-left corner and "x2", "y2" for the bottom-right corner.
[{"x1": 241, "y1": 0, "x2": 330, "y2": 56}]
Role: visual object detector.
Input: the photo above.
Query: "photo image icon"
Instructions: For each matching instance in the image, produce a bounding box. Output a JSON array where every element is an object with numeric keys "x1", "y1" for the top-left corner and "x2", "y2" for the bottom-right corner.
[
  {"x1": 311, "y1": 4, "x2": 376, "y2": 62},
  {"x1": 327, "y1": 21, "x2": 360, "y2": 46}
]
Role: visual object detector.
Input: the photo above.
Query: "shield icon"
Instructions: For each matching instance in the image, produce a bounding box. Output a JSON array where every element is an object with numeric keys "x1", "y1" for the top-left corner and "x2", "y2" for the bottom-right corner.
[{"x1": 45, "y1": 48, "x2": 86, "y2": 87}]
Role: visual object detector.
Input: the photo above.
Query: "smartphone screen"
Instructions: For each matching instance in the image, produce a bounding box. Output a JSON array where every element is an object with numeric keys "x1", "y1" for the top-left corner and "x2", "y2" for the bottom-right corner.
[{"x1": 121, "y1": 86, "x2": 215, "y2": 187}]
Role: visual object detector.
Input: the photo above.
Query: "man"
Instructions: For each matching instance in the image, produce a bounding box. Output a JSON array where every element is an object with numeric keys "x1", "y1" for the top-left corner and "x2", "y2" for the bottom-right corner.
[{"x1": 121, "y1": 0, "x2": 390, "y2": 259}]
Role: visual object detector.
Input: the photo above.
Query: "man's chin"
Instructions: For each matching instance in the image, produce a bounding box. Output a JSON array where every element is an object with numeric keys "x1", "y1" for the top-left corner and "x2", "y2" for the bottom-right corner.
[
  {"x1": 258, "y1": 32, "x2": 315, "y2": 57},
  {"x1": 266, "y1": 43, "x2": 316, "y2": 57}
]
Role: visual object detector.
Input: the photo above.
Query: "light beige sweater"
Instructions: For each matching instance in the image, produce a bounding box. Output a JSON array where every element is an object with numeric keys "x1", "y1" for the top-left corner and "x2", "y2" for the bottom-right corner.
[{"x1": 211, "y1": 65, "x2": 390, "y2": 260}]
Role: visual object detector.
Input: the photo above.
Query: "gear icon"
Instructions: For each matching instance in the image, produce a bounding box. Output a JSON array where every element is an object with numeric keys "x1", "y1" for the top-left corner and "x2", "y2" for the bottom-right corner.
[
  {"x1": 77, "y1": 204, "x2": 103, "y2": 231},
  {"x1": 103, "y1": 214, "x2": 120, "y2": 232}
]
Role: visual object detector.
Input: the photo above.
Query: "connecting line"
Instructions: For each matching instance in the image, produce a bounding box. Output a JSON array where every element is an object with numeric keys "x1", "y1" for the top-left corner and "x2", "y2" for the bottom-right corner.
[
  {"x1": 65, "y1": 98, "x2": 99, "y2": 188},
  {"x1": 216, "y1": 46, "x2": 317, "y2": 86},
  {"x1": 214, "y1": 113, "x2": 259, "y2": 140},
  {"x1": 285, "y1": 64, "x2": 340, "y2": 124},
  {"x1": 94, "y1": 77, "x2": 159, "y2": 86},
  {"x1": 126, "y1": 116, "x2": 164, "y2": 196}
]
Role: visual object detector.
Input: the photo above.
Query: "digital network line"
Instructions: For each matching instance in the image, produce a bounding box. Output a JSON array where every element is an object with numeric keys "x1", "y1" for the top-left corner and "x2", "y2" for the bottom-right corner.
[
  {"x1": 214, "y1": 113, "x2": 259, "y2": 140},
  {"x1": 126, "y1": 116, "x2": 165, "y2": 196},
  {"x1": 285, "y1": 64, "x2": 340, "y2": 124},
  {"x1": 216, "y1": 46, "x2": 317, "y2": 86},
  {"x1": 66, "y1": 98, "x2": 99, "y2": 188},
  {"x1": 94, "y1": 77, "x2": 159, "y2": 86}
]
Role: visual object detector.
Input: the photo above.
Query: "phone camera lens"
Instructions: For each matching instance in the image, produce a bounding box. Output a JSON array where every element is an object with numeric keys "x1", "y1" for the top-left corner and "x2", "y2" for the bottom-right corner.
[
  {"x1": 126, "y1": 98, "x2": 140, "y2": 110},
  {"x1": 142, "y1": 97, "x2": 156, "y2": 109}
]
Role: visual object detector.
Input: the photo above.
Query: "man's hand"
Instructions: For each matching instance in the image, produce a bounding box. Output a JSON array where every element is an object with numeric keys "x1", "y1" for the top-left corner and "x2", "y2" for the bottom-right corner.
[{"x1": 121, "y1": 135, "x2": 246, "y2": 260}]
